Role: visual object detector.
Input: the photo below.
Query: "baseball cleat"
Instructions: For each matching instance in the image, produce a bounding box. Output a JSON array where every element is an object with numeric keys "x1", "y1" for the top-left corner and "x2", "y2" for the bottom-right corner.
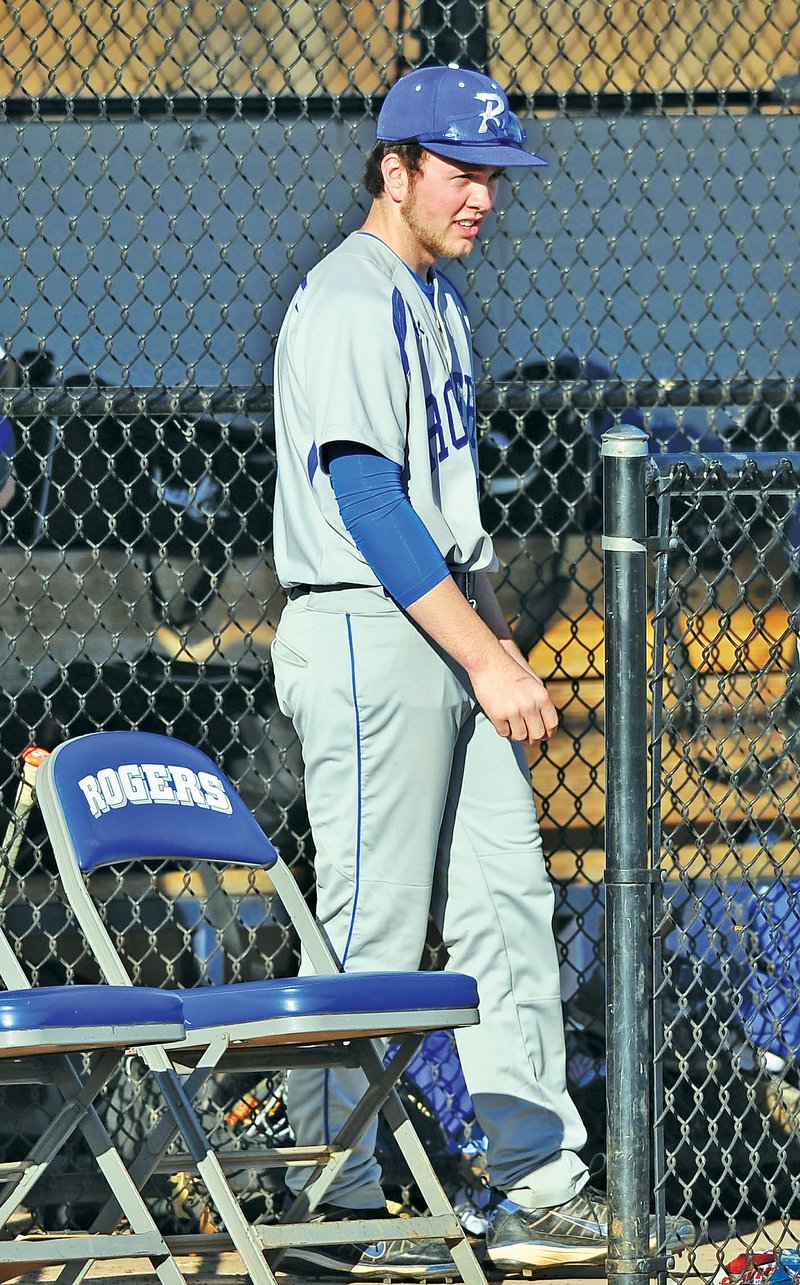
[{"x1": 485, "y1": 1186, "x2": 696, "y2": 1269}]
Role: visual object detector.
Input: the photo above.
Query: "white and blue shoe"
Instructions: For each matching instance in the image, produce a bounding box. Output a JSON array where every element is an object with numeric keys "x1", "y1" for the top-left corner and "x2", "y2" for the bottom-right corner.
[{"x1": 486, "y1": 1186, "x2": 695, "y2": 1269}]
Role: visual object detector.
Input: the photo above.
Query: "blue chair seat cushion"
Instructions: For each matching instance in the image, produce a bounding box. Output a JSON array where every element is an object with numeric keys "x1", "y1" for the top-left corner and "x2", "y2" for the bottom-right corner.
[
  {"x1": 0, "y1": 985, "x2": 184, "y2": 1031},
  {"x1": 178, "y1": 970, "x2": 478, "y2": 1031}
]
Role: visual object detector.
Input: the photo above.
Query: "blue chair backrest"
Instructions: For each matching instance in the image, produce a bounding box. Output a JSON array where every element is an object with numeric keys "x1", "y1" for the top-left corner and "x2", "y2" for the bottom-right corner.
[{"x1": 47, "y1": 730, "x2": 280, "y2": 873}]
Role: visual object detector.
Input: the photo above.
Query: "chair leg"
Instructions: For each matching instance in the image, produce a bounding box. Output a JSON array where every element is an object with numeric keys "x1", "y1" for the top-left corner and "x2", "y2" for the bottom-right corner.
[
  {"x1": 378, "y1": 1094, "x2": 488, "y2": 1285},
  {"x1": 57, "y1": 1041, "x2": 282, "y2": 1285},
  {"x1": 54, "y1": 1033, "x2": 487, "y2": 1285},
  {"x1": 357, "y1": 1043, "x2": 488, "y2": 1285},
  {"x1": 54, "y1": 1044, "x2": 253, "y2": 1285},
  {"x1": 277, "y1": 1034, "x2": 421, "y2": 1230},
  {"x1": 78, "y1": 1044, "x2": 225, "y2": 1232},
  {"x1": 0, "y1": 1051, "x2": 188, "y2": 1285},
  {"x1": 70, "y1": 1101, "x2": 189, "y2": 1285},
  {"x1": 146, "y1": 1062, "x2": 280, "y2": 1285},
  {"x1": 272, "y1": 1036, "x2": 488, "y2": 1285},
  {"x1": 0, "y1": 1051, "x2": 121, "y2": 1228}
]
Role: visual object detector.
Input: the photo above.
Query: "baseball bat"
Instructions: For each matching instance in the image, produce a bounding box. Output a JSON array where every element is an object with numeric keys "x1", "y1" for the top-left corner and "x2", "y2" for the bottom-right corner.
[{"x1": 0, "y1": 745, "x2": 51, "y2": 900}]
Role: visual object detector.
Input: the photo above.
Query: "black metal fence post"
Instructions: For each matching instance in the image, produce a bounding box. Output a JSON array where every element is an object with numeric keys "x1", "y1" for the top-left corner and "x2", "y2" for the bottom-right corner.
[{"x1": 602, "y1": 423, "x2": 652, "y2": 1285}]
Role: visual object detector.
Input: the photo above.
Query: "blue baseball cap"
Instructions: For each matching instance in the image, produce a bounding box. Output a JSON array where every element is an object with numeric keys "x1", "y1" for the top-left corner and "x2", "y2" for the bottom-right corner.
[{"x1": 376, "y1": 64, "x2": 547, "y2": 169}]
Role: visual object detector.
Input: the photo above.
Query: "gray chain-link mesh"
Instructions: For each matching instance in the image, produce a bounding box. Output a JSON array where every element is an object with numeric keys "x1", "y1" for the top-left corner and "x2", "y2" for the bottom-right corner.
[
  {"x1": 628, "y1": 453, "x2": 800, "y2": 1268},
  {"x1": 1, "y1": 0, "x2": 799, "y2": 1252}
]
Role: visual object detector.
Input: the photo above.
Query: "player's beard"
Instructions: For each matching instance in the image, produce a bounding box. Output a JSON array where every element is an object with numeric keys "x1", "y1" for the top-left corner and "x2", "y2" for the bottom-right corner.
[{"x1": 400, "y1": 189, "x2": 474, "y2": 262}]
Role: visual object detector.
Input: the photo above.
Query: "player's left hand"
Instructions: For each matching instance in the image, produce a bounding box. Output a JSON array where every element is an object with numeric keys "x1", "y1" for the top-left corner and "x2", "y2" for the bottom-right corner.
[
  {"x1": 498, "y1": 636, "x2": 532, "y2": 669},
  {"x1": 497, "y1": 637, "x2": 559, "y2": 741}
]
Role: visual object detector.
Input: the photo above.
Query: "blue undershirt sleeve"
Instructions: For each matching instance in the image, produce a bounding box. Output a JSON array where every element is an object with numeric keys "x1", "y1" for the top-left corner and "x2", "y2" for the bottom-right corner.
[{"x1": 325, "y1": 441, "x2": 449, "y2": 609}]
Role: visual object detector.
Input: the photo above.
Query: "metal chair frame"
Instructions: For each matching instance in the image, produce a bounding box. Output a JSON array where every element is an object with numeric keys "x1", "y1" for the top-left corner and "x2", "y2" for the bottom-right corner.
[
  {"x1": 0, "y1": 925, "x2": 190, "y2": 1285},
  {"x1": 36, "y1": 729, "x2": 488, "y2": 1285}
]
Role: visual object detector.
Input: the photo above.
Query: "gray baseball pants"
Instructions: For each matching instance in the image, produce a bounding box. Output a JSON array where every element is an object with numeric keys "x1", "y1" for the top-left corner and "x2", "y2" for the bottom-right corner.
[{"x1": 271, "y1": 585, "x2": 588, "y2": 1211}]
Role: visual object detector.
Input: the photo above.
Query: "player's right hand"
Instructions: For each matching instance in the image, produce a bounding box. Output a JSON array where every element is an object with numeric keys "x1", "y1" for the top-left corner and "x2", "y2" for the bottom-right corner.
[{"x1": 470, "y1": 648, "x2": 559, "y2": 745}]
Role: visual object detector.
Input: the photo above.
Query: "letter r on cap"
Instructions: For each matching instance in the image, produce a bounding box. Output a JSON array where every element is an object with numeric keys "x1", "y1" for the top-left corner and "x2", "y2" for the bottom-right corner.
[{"x1": 475, "y1": 92, "x2": 505, "y2": 134}]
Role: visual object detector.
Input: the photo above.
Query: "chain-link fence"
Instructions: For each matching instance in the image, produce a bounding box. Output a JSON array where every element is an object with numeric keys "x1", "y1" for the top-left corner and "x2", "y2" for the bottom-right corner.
[
  {"x1": 653, "y1": 448, "x2": 800, "y2": 1251},
  {"x1": 1, "y1": 0, "x2": 799, "y2": 1259},
  {"x1": 602, "y1": 436, "x2": 800, "y2": 1285}
]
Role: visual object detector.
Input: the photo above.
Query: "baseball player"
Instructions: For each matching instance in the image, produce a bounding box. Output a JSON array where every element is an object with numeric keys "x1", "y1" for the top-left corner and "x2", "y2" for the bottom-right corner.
[{"x1": 270, "y1": 64, "x2": 694, "y2": 1277}]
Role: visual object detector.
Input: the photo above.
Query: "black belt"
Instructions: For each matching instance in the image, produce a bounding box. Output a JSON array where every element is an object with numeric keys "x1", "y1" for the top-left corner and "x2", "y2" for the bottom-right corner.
[
  {"x1": 289, "y1": 571, "x2": 476, "y2": 603},
  {"x1": 288, "y1": 583, "x2": 366, "y2": 600},
  {"x1": 451, "y1": 570, "x2": 476, "y2": 603}
]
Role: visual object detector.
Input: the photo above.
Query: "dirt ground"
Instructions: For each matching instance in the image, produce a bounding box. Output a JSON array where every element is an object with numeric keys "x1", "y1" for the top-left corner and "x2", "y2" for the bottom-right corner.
[{"x1": 2, "y1": 1218, "x2": 800, "y2": 1285}]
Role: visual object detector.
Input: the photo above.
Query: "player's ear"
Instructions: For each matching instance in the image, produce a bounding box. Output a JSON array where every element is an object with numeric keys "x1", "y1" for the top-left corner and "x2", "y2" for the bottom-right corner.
[{"x1": 380, "y1": 150, "x2": 411, "y2": 203}]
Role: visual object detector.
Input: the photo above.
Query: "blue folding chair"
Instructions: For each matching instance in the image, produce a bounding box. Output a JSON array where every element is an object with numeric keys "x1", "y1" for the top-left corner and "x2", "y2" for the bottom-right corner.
[
  {"x1": 36, "y1": 729, "x2": 486, "y2": 1285},
  {"x1": 0, "y1": 921, "x2": 189, "y2": 1284}
]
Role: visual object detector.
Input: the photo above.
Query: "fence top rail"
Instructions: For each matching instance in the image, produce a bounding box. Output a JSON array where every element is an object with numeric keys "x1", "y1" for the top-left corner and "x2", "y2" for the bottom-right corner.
[
  {"x1": 646, "y1": 450, "x2": 800, "y2": 496},
  {"x1": 0, "y1": 88, "x2": 791, "y2": 122},
  {"x1": 478, "y1": 377, "x2": 800, "y2": 416},
  {"x1": 2, "y1": 378, "x2": 799, "y2": 422},
  {"x1": 0, "y1": 387, "x2": 276, "y2": 420}
]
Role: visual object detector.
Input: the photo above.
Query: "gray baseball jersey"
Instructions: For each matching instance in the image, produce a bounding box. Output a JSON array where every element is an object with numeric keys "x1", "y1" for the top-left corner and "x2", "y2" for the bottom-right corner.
[
  {"x1": 272, "y1": 231, "x2": 498, "y2": 588},
  {"x1": 271, "y1": 231, "x2": 590, "y2": 1213}
]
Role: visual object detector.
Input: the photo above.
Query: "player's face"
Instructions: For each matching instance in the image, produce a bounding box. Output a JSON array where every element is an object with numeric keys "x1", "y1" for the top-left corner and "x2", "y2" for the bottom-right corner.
[{"x1": 400, "y1": 152, "x2": 503, "y2": 266}]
